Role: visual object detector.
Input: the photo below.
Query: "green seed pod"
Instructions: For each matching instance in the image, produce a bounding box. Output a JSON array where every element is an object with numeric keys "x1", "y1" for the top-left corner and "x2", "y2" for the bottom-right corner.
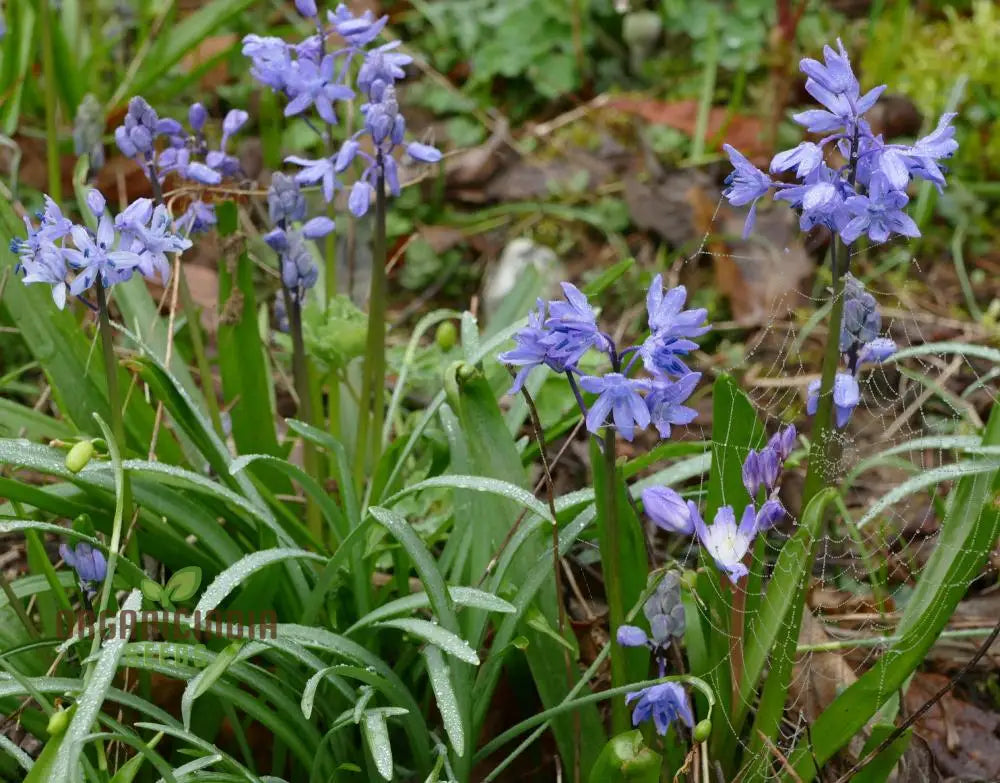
[
  {"x1": 47, "y1": 708, "x2": 71, "y2": 737},
  {"x1": 65, "y1": 440, "x2": 96, "y2": 474},
  {"x1": 680, "y1": 569, "x2": 699, "y2": 590},
  {"x1": 435, "y1": 321, "x2": 458, "y2": 351},
  {"x1": 694, "y1": 718, "x2": 712, "y2": 742}
]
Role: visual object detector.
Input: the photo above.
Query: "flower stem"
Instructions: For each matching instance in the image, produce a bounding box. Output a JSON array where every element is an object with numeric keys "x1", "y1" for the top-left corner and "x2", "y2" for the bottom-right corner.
[
  {"x1": 801, "y1": 238, "x2": 847, "y2": 508},
  {"x1": 287, "y1": 289, "x2": 322, "y2": 541},
  {"x1": 40, "y1": 0, "x2": 61, "y2": 202},
  {"x1": 355, "y1": 169, "x2": 388, "y2": 486},
  {"x1": 95, "y1": 281, "x2": 132, "y2": 524},
  {"x1": 599, "y1": 429, "x2": 629, "y2": 734},
  {"x1": 729, "y1": 572, "x2": 747, "y2": 708}
]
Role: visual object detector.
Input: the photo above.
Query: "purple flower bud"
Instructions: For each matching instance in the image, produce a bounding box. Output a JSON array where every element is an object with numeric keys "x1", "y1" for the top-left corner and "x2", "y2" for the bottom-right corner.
[
  {"x1": 407, "y1": 141, "x2": 442, "y2": 163},
  {"x1": 155, "y1": 118, "x2": 184, "y2": 137},
  {"x1": 349, "y1": 181, "x2": 371, "y2": 217},
  {"x1": 186, "y1": 162, "x2": 223, "y2": 185},
  {"x1": 86, "y1": 189, "x2": 107, "y2": 217},
  {"x1": 383, "y1": 156, "x2": 400, "y2": 196},
  {"x1": 755, "y1": 498, "x2": 786, "y2": 531},
  {"x1": 858, "y1": 337, "x2": 896, "y2": 365},
  {"x1": 263, "y1": 228, "x2": 289, "y2": 252},
  {"x1": 302, "y1": 216, "x2": 335, "y2": 239},
  {"x1": 767, "y1": 425, "x2": 796, "y2": 462},
  {"x1": 335, "y1": 140, "x2": 360, "y2": 172},
  {"x1": 267, "y1": 172, "x2": 307, "y2": 225},
  {"x1": 641, "y1": 486, "x2": 694, "y2": 535},
  {"x1": 295, "y1": 0, "x2": 317, "y2": 17},
  {"x1": 189, "y1": 103, "x2": 208, "y2": 132},
  {"x1": 222, "y1": 109, "x2": 249, "y2": 144},
  {"x1": 115, "y1": 126, "x2": 137, "y2": 158},
  {"x1": 616, "y1": 625, "x2": 649, "y2": 648}
]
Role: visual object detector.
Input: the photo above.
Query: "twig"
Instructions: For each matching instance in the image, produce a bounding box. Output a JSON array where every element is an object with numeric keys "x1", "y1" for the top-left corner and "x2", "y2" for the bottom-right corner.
[
  {"x1": 829, "y1": 611, "x2": 1000, "y2": 783},
  {"x1": 757, "y1": 731, "x2": 804, "y2": 783},
  {"x1": 512, "y1": 366, "x2": 581, "y2": 783},
  {"x1": 476, "y1": 416, "x2": 585, "y2": 587}
]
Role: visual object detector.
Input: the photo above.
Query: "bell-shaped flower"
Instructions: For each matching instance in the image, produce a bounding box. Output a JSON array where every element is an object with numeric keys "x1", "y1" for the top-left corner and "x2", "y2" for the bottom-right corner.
[
  {"x1": 641, "y1": 486, "x2": 693, "y2": 535},
  {"x1": 626, "y1": 682, "x2": 694, "y2": 736},
  {"x1": 807, "y1": 371, "x2": 860, "y2": 429},
  {"x1": 579, "y1": 373, "x2": 651, "y2": 442}
]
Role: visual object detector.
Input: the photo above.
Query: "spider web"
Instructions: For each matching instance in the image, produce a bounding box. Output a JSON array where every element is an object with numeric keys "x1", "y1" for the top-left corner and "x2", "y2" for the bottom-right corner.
[{"x1": 673, "y1": 194, "x2": 997, "y2": 775}]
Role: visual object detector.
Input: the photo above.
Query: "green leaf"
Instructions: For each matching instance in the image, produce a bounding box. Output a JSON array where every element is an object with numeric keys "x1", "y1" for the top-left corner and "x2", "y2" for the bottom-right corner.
[
  {"x1": 230, "y1": 453, "x2": 345, "y2": 545},
  {"x1": 851, "y1": 725, "x2": 912, "y2": 783},
  {"x1": 164, "y1": 566, "x2": 202, "y2": 604},
  {"x1": 424, "y1": 646, "x2": 465, "y2": 756},
  {"x1": 374, "y1": 618, "x2": 480, "y2": 665},
  {"x1": 348, "y1": 587, "x2": 514, "y2": 632},
  {"x1": 181, "y1": 640, "x2": 244, "y2": 730},
  {"x1": 590, "y1": 435, "x2": 648, "y2": 731},
  {"x1": 193, "y1": 549, "x2": 326, "y2": 616},
  {"x1": 786, "y1": 403, "x2": 1000, "y2": 779},
  {"x1": 52, "y1": 590, "x2": 143, "y2": 782},
  {"x1": 588, "y1": 730, "x2": 662, "y2": 783},
  {"x1": 22, "y1": 707, "x2": 73, "y2": 782},
  {"x1": 367, "y1": 507, "x2": 458, "y2": 632},
  {"x1": 743, "y1": 488, "x2": 839, "y2": 770},
  {"x1": 215, "y1": 204, "x2": 284, "y2": 471},
  {"x1": 127, "y1": 0, "x2": 255, "y2": 98},
  {"x1": 140, "y1": 579, "x2": 163, "y2": 603},
  {"x1": 361, "y1": 709, "x2": 395, "y2": 781}
]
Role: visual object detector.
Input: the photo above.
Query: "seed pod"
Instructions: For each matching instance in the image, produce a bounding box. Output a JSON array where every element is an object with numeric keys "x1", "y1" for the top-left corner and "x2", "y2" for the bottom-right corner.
[
  {"x1": 694, "y1": 719, "x2": 712, "y2": 742},
  {"x1": 65, "y1": 440, "x2": 95, "y2": 474},
  {"x1": 47, "y1": 708, "x2": 71, "y2": 737},
  {"x1": 436, "y1": 321, "x2": 458, "y2": 351}
]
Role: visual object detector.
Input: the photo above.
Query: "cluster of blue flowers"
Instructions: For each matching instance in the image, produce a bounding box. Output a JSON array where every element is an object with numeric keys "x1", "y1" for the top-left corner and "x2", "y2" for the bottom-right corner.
[
  {"x1": 722, "y1": 39, "x2": 956, "y2": 244},
  {"x1": 642, "y1": 425, "x2": 794, "y2": 583},
  {"x1": 500, "y1": 276, "x2": 709, "y2": 442},
  {"x1": 262, "y1": 172, "x2": 332, "y2": 300},
  {"x1": 10, "y1": 189, "x2": 191, "y2": 308},
  {"x1": 243, "y1": 1, "x2": 441, "y2": 219},
  {"x1": 805, "y1": 275, "x2": 897, "y2": 428},
  {"x1": 614, "y1": 573, "x2": 695, "y2": 735},
  {"x1": 114, "y1": 96, "x2": 249, "y2": 234},
  {"x1": 60, "y1": 542, "x2": 107, "y2": 601}
]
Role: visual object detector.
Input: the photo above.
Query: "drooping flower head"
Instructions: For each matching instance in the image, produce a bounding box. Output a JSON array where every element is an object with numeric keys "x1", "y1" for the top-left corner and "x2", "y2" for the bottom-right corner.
[
  {"x1": 60, "y1": 542, "x2": 107, "y2": 600},
  {"x1": 625, "y1": 682, "x2": 694, "y2": 736}
]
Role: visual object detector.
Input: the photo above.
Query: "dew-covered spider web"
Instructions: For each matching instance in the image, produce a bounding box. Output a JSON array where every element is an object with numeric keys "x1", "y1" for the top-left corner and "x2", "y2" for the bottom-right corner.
[{"x1": 646, "y1": 191, "x2": 1000, "y2": 776}]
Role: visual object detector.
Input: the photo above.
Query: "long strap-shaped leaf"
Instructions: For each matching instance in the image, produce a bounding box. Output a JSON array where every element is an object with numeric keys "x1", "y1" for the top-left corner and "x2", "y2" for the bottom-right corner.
[
  {"x1": 784, "y1": 403, "x2": 1000, "y2": 780},
  {"x1": 52, "y1": 589, "x2": 142, "y2": 782}
]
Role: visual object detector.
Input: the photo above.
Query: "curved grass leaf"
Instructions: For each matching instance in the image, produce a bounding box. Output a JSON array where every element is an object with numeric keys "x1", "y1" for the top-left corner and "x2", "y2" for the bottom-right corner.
[
  {"x1": 424, "y1": 646, "x2": 465, "y2": 756},
  {"x1": 52, "y1": 589, "x2": 142, "y2": 782},
  {"x1": 348, "y1": 587, "x2": 514, "y2": 633},
  {"x1": 786, "y1": 404, "x2": 1000, "y2": 779},
  {"x1": 193, "y1": 548, "x2": 326, "y2": 616},
  {"x1": 374, "y1": 618, "x2": 479, "y2": 665}
]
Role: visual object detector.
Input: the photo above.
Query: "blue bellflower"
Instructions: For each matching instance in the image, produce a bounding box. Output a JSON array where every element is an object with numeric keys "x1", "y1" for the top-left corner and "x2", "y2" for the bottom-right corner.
[
  {"x1": 722, "y1": 40, "x2": 956, "y2": 247},
  {"x1": 579, "y1": 373, "x2": 651, "y2": 442},
  {"x1": 641, "y1": 486, "x2": 694, "y2": 535},
  {"x1": 805, "y1": 277, "x2": 895, "y2": 428},
  {"x1": 658, "y1": 439, "x2": 789, "y2": 583},
  {"x1": 626, "y1": 682, "x2": 694, "y2": 736},
  {"x1": 60, "y1": 542, "x2": 108, "y2": 600}
]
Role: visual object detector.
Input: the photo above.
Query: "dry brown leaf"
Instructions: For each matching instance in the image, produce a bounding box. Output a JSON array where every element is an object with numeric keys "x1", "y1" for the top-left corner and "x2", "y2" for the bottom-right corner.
[
  {"x1": 905, "y1": 673, "x2": 1000, "y2": 781},
  {"x1": 789, "y1": 612, "x2": 858, "y2": 723}
]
